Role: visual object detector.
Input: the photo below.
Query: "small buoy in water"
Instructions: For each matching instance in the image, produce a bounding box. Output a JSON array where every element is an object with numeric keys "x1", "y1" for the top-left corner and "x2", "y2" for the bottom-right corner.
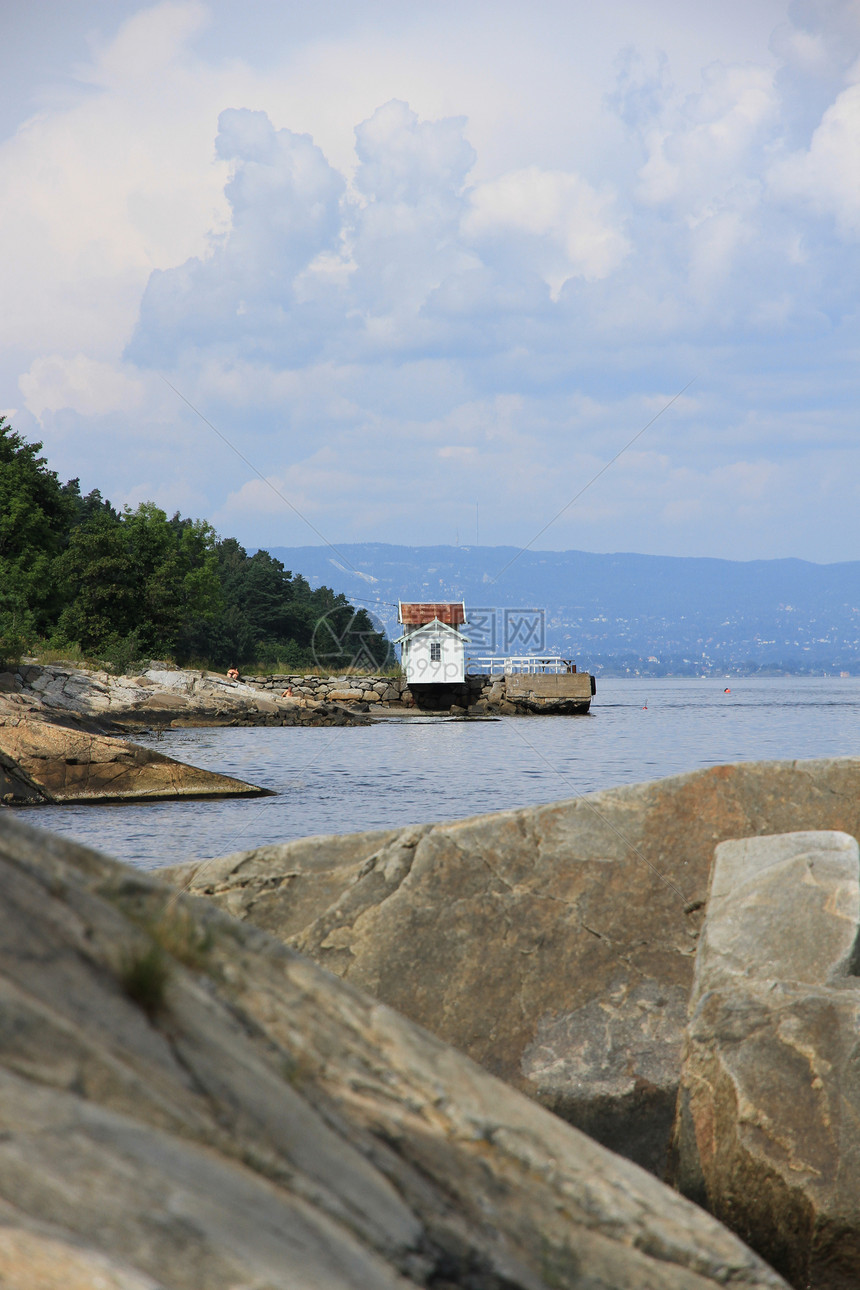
[
  {"x1": 642, "y1": 702, "x2": 648, "y2": 709},
  {"x1": 724, "y1": 687, "x2": 731, "y2": 694}
]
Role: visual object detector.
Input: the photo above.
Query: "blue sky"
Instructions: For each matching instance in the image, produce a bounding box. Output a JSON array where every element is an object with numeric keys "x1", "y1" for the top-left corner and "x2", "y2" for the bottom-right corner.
[{"x1": 2, "y1": 0, "x2": 859, "y2": 562}]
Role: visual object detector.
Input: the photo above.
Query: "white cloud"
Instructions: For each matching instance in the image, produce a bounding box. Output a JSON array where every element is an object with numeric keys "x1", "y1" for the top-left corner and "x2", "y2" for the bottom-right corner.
[
  {"x1": 19, "y1": 355, "x2": 145, "y2": 421},
  {"x1": 4, "y1": 0, "x2": 860, "y2": 562},
  {"x1": 87, "y1": 0, "x2": 210, "y2": 88},
  {"x1": 127, "y1": 105, "x2": 345, "y2": 367},
  {"x1": 218, "y1": 475, "x2": 311, "y2": 519},
  {"x1": 0, "y1": 2, "x2": 231, "y2": 360},
  {"x1": 133, "y1": 97, "x2": 631, "y2": 367},
  {"x1": 464, "y1": 168, "x2": 629, "y2": 294},
  {"x1": 770, "y1": 80, "x2": 860, "y2": 236},
  {"x1": 636, "y1": 62, "x2": 777, "y2": 210},
  {"x1": 353, "y1": 99, "x2": 475, "y2": 204}
]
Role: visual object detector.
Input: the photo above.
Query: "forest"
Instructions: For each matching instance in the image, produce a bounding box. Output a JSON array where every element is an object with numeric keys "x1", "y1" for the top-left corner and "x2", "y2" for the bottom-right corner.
[{"x1": 0, "y1": 418, "x2": 391, "y2": 674}]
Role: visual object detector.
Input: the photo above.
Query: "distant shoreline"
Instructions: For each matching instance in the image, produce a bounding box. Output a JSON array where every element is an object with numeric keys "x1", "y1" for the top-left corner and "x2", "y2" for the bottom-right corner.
[{"x1": 264, "y1": 541, "x2": 860, "y2": 677}]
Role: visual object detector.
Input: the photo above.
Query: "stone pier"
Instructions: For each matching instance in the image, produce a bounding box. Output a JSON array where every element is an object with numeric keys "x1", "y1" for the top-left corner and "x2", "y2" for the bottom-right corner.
[{"x1": 243, "y1": 669, "x2": 595, "y2": 714}]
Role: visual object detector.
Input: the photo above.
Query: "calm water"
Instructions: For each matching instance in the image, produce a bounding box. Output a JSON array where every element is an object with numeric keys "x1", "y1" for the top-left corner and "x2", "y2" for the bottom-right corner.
[{"x1": 23, "y1": 677, "x2": 860, "y2": 870}]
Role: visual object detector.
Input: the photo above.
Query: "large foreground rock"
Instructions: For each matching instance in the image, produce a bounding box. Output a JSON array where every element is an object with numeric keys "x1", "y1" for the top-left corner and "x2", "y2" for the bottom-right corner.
[
  {"x1": 0, "y1": 716, "x2": 271, "y2": 803},
  {"x1": 165, "y1": 757, "x2": 860, "y2": 1176},
  {"x1": 0, "y1": 813, "x2": 788, "y2": 1289},
  {"x1": 669, "y1": 831, "x2": 860, "y2": 1289}
]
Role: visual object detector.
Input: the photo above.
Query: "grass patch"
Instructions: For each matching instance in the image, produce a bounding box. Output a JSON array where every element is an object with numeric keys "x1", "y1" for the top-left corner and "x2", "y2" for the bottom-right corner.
[
  {"x1": 19, "y1": 647, "x2": 403, "y2": 682},
  {"x1": 22, "y1": 643, "x2": 178, "y2": 677},
  {"x1": 120, "y1": 942, "x2": 170, "y2": 1020},
  {"x1": 116, "y1": 901, "x2": 215, "y2": 1020},
  {"x1": 22, "y1": 643, "x2": 103, "y2": 670}
]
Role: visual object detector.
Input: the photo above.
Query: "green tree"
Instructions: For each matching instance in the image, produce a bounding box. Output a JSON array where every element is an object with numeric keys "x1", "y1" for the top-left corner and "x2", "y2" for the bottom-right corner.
[
  {"x1": 0, "y1": 418, "x2": 76, "y2": 656},
  {"x1": 55, "y1": 503, "x2": 221, "y2": 663},
  {"x1": 306, "y1": 585, "x2": 391, "y2": 672},
  {"x1": 53, "y1": 509, "x2": 137, "y2": 653},
  {"x1": 0, "y1": 419, "x2": 391, "y2": 673},
  {"x1": 183, "y1": 541, "x2": 297, "y2": 667},
  {"x1": 179, "y1": 537, "x2": 258, "y2": 666},
  {"x1": 124, "y1": 504, "x2": 221, "y2": 654},
  {"x1": 187, "y1": 540, "x2": 391, "y2": 670}
]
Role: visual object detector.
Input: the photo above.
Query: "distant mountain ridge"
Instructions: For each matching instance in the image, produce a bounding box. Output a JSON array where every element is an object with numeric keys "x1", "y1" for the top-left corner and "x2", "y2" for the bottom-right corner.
[{"x1": 266, "y1": 543, "x2": 860, "y2": 675}]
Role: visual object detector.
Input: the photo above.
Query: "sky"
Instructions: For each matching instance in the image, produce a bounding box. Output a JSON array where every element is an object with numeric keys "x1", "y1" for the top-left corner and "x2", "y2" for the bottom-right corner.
[{"x1": 2, "y1": 0, "x2": 860, "y2": 564}]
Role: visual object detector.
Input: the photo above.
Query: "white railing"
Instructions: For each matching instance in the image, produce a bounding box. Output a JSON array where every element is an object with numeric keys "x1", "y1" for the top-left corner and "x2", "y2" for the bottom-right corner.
[{"x1": 466, "y1": 655, "x2": 576, "y2": 676}]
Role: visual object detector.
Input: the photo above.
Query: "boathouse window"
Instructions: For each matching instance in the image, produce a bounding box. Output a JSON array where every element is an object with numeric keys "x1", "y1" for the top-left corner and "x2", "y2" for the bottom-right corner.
[{"x1": 430, "y1": 642, "x2": 441, "y2": 662}]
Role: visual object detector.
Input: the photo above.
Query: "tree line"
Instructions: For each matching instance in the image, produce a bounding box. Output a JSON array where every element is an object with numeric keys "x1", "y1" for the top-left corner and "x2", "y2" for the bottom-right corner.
[{"x1": 0, "y1": 418, "x2": 391, "y2": 673}]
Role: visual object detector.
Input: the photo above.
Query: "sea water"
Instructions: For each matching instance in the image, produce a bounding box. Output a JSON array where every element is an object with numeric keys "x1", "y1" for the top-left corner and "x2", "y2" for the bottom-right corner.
[{"x1": 22, "y1": 676, "x2": 860, "y2": 870}]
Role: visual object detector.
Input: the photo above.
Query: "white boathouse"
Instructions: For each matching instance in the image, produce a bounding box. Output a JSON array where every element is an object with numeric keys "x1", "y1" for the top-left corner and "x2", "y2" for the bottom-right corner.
[{"x1": 396, "y1": 602, "x2": 468, "y2": 686}]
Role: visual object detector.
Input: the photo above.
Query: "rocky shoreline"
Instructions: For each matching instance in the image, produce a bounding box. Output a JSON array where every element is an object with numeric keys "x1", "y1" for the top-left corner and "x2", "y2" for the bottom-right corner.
[
  {"x1": 1, "y1": 662, "x2": 374, "y2": 730},
  {"x1": 0, "y1": 662, "x2": 372, "y2": 804},
  {"x1": 0, "y1": 717, "x2": 275, "y2": 806},
  {"x1": 0, "y1": 659, "x2": 533, "y2": 725},
  {"x1": 1, "y1": 659, "x2": 594, "y2": 729},
  {"x1": 0, "y1": 659, "x2": 591, "y2": 806}
]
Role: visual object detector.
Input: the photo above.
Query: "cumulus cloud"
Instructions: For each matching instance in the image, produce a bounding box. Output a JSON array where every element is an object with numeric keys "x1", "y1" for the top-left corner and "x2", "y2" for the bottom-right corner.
[
  {"x1": 7, "y1": 0, "x2": 860, "y2": 561},
  {"x1": 464, "y1": 168, "x2": 629, "y2": 294},
  {"x1": 353, "y1": 99, "x2": 475, "y2": 205},
  {"x1": 636, "y1": 62, "x2": 778, "y2": 210},
  {"x1": 127, "y1": 107, "x2": 344, "y2": 367},
  {"x1": 770, "y1": 80, "x2": 860, "y2": 236},
  {"x1": 0, "y1": 2, "x2": 229, "y2": 362},
  {"x1": 19, "y1": 355, "x2": 145, "y2": 421},
  {"x1": 343, "y1": 101, "x2": 482, "y2": 324},
  {"x1": 127, "y1": 93, "x2": 634, "y2": 380}
]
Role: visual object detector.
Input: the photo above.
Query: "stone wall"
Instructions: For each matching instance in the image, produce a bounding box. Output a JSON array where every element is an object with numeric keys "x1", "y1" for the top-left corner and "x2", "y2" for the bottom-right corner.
[
  {"x1": 243, "y1": 672, "x2": 410, "y2": 707},
  {"x1": 242, "y1": 671, "x2": 591, "y2": 714}
]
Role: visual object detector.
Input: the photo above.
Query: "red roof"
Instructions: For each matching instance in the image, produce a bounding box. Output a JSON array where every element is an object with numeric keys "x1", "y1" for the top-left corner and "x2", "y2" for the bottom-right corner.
[{"x1": 399, "y1": 602, "x2": 465, "y2": 626}]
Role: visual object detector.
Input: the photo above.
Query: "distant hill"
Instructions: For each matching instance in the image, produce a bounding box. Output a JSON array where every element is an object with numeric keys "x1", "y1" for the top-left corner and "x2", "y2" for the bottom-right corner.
[{"x1": 266, "y1": 543, "x2": 860, "y2": 676}]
